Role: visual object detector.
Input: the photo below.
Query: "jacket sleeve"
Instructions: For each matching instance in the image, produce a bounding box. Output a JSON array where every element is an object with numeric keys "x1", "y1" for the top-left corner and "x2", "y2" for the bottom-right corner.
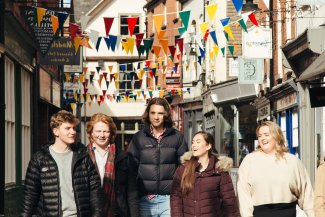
[
  {"x1": 21, "y1": 155, "x2": 41, "y2": 217},
  {"x1": 219, "y1": 172, "x2": 238, "y2": 217},
  {"x1": 170, "y1": 166, "x2": 184, "y2": 217},
  {"x1": 315, "y1": 163, "x2": 325, "y2": 217},
  {"x1": 127, "y1": 153, "x2": 139, "y2": 217},
  {"x1": 177, "y1": 135, "x2": 188, "y2": 164},
  {"x1": 296, "y1": 159, "x2": 314, "y2": 217},
  {"x1": 237, "y1": 157, "x2": 254, "y2": 217},
  {"x1": 127, "y1": 139, "x2": 140, "y2": 217},
  {"x1": 87, "y1": 156, "x2": 104, "y2": 217}
]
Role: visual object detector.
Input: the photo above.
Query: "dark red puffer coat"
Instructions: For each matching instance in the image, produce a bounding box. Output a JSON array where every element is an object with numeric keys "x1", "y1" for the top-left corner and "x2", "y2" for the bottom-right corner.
[{"x1": 170, "y1": 152, "x2": 238, "y2": 217}]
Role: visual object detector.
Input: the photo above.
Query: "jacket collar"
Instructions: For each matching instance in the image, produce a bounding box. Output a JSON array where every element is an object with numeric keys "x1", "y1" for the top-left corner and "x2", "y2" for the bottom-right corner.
[
  {"x1": 180, "y1": 151, "x2": 233, "y2": 172},
  {"x1": 143, "y1": 125, "x2": 175, "y2": 138}
]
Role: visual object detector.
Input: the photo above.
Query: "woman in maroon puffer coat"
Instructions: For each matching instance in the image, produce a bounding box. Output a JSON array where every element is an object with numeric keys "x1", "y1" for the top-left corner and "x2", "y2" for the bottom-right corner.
[{"x1": 171, "y1": 131, "x2": 238, "y2": 217}]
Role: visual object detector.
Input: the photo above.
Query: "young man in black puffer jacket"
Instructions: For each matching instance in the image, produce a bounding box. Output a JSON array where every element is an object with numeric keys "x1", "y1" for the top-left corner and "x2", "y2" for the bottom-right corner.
[{"x1": 21, "y1": 110, "x2": 104, "y2": 217}]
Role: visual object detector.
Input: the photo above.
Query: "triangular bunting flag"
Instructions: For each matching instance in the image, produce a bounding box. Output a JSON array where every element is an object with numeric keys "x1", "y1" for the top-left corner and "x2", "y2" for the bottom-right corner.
[
  {"x1": 109, "y1": 35, "x2": 117, "y2": 51},
  {"x1": 232, "y1": 0, "x2": 244, "y2": 14},
  {"x1": 220, "y1": 17, "x2": 230, "y2": 26},
  {"x1": 199, "y1": 22, "x2": 209, "y2": 35},
  {"x1": 206, "y1": 4, "x2": 218, "y2": 21},
  {"x1": 176, "y1": 38, "x2": 184, "y2": 54},
  {"x1": 209, "y1": 30, "x2": 218, "y2": 46},
  {"x1": 103, "y1": 17, "x2": 114, "y2": 36},
  {"x1": 179, "y1": 10, "x2": 191, "y2": 30},
  {"x1": 224, "y1": 25, "x2": 234, "y2": 40},
  {"x1": 51, "y1": 15, "x2": 59, "y2": 34},
  {"x1": 37, "y1": 7, "x2": 46, "y2": 27},
  {"x1": 127, "y1": 17, "x2": 138, "y2": 36},
  {"x1": 248, "y1": 13, "x2": 259, "y2": 26},
  {"x1": 238, "y1": 18, "x2": 248, "y2": 32},
  {"x1": 153, "y1": 14, "x2": 164, "y2": 33}
]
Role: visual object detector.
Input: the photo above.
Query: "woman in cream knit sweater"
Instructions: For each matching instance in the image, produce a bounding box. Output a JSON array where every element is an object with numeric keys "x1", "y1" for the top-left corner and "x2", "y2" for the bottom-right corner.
[{"x1": 237, "y1": 121, "x2": 314, "y2": 217}]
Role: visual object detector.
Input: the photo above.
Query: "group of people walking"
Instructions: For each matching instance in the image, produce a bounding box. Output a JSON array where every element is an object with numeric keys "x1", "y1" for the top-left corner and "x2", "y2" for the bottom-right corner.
[{"x1": 20, "y1": 97, "x2": 325, "y2": 217}]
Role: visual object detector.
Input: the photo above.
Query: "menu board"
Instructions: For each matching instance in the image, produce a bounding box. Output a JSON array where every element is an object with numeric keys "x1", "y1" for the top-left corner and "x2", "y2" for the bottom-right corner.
[{"x1": 20, "y1": 6, "x2": 68, "y2": 55}]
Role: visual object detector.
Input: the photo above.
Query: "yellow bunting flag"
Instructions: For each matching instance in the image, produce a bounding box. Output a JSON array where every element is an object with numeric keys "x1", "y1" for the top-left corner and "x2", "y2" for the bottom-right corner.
[
  {"x1": 70, "y1": 103, "x2": 76, "y2": 113},
  {"x1": 74, "y1": 93, "x2": 78, "y2": 102},
  {"x1": 224, "y1": 25, "x2": 234, "y2": 40},
  {"x1": 74, "y1": 37, "x2": 82, "y2": 53},
  {"x1": 37, "y1": 7, "x2": 46, "y2": 27},
  {"x1": 209, "y1": 51, "x2": 214, "y2": 60},
  {"x1": 153, "y1": 14, "x2": 164, "y2": 34},
  {"x1": 159, "y1": 90, "x2": 164, "y2": 98},
  {"x1": 126, "y1": 37, "x2": 135, "y2": 54},
  {"x1": 137, "y1": 91, "x2": 141, "y2": 98},
  {"x1": 115, "y1": 81, "x2": 119, "y2": 89},
  {"x1": 108, "y1": 65, "x2": 113, "y2": 73},
  {"x1": 199, "y1": 22, "x2": 209, "y2": 35},
  {"x1": 213, "y1": 45, "x2": 219, "y2": 57},
  {"x1": 51, "y1": 15, "x2": 59, "y2": 34},
  {"x1": 79, "y1": 74, "x2": 84, "y2": 83},
  {"x1": 137, "y1": 69, "x2": 145, "y2": 80},
  {"x1": 114, "y1": 73, "x2": 119, "y2": 80},
  {"x1": 121, "y1": 41, "x2": 129, "y2": 54},
  {"x1": 65, "y1": 73, "x2": 70, "y2": 82},
  {"x1": 206, "y1": 4, "x2": 218, "y2": 21},
  {"x1": 158, "y1": 57, "x2": 163, "y2": 66}
]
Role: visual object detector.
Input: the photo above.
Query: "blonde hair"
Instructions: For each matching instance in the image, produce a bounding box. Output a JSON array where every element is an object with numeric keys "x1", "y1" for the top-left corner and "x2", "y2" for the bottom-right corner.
[
  {"x1": 50, "y1": 110, "x2": 79, "y2": 130},
  {"x1": 256, "y1": 121, "x2": 288, "y2": 160}
]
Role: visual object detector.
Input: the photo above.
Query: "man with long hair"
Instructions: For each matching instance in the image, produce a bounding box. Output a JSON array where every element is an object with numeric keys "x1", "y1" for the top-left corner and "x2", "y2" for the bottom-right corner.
[{"x1": 127, "y1": 97, "x2": 188, "y2": 217}]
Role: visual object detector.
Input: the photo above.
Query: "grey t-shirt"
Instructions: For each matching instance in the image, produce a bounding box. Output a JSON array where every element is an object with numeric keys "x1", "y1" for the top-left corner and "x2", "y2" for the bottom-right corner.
[{"x1": 49, "y1": 146, "x2": 77, "y2": 217}]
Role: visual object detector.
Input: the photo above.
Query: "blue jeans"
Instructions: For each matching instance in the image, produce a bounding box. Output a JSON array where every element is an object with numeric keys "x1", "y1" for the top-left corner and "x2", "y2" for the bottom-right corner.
[{"x1": 139, "y1": 195, "x2": 170, "y2": 217}]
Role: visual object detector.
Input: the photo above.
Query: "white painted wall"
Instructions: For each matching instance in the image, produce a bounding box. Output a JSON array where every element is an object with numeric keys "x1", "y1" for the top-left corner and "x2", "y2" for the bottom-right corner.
[
  {"x1": 81, "y1": 0, "x2": 148, "y2": 118},
  {"x1": 296, "y1": 5, "x2": 325, "y2": 35}
]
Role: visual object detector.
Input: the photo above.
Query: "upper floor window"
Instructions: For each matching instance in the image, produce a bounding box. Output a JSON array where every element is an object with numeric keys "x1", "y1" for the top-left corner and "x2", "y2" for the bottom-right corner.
[
  {"x1": 118, "y1": 63, "x2": 142, "y2": 92},
  {"x1": 120, "y1": 14, "x2": 140, "y2": 36}
]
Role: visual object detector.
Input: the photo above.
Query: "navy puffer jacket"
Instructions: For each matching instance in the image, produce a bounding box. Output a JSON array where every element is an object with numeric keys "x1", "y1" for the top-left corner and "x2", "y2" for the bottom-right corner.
[
  {"x1": 127, "y1": 126, "x2": 188, "y2": 197},
  {"x1": 21, "y1": 143, "x2": 104, "y2": 217}
]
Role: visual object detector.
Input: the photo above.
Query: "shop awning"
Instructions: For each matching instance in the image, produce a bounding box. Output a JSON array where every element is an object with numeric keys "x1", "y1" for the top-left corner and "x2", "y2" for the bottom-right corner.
[{"x1": 296, "y1": 51, "x2": 325, "y2": 82}]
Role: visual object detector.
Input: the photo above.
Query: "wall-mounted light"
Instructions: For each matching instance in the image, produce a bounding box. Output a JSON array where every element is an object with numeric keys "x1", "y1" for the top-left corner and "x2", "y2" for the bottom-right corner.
[
  {"x1": 161, "y1": 25, "x2": 167, "y2": 30},
  {"x1": 173, "y1": 17, "x2": 179, "y2": 24}
]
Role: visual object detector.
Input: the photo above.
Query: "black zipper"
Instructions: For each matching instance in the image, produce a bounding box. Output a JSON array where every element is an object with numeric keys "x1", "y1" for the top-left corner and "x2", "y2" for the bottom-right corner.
[{"x1": 157, "y1": 139, "x2": 160, "y2": 195}]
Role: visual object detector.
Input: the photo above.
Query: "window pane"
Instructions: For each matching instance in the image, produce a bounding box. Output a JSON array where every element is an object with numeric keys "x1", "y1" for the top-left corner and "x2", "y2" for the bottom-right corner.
[
  {"x1": 120, "y1": 16, "x2": 128, "y2": 25},
  {"x1": 121, "y1": 26, "x2": 129, "y2": 35}
]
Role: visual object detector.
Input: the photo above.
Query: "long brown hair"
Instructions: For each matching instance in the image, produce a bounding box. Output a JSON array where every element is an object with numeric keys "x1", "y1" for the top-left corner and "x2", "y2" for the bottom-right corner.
[
  {"x1": 142, "y1": 97, "x2": 173, "y2": 128},
  {"x1": 256, "y1": 121, "x2": 288, "y2": 160},
  {"x1": 180, "y1": 131, "x2": 215, "y2": 195}
]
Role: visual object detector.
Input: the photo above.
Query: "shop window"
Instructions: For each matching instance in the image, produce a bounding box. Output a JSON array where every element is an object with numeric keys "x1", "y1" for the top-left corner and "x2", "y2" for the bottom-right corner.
[
  {"x1": 280, "y1": 111, "x2": 288, "y2": 146},
  {"x1": 120, "y1": 14, "x2": 140, "y2": 36},
  {"x1": 21, "y1": 68, "x2": 31, "y2": 179},
  {"x1": 124, "y1": 122, "x2": 135, "y2": 131},
  {"x1": 220, "y1": 106, "x2": 235, "y2": 160},
  {"x1": 5, "y1": 57, "x2": 16, "y2": 185},
  {"x1": 118, "y1": 63, "x2": 142, "y2": 93},
  {"x1": 292, "y1": 110, "x2": 299, "y2": 148}
]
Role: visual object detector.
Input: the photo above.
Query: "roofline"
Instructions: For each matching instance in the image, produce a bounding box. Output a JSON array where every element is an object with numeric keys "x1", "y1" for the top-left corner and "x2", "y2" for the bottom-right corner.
[{"x1": 86, "y1": 0, "x2": 113, "y2": 23}]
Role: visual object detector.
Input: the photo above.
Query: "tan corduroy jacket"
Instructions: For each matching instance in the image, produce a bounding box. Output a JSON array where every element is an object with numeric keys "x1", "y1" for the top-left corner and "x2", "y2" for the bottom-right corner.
[{"x1": 315, "y1": 162, "x2": 325, "y2": 217}]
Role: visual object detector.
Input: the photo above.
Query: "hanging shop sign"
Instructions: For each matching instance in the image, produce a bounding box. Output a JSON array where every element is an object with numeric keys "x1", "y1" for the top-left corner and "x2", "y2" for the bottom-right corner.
[
  {"x1": 275, "y1": 92, "x2": 297, "y2": 111},
  {"x1": 257, "y1": 103, "x2": 271, "y2": 121},
  {"x1": 309, "y1": 87, "x2": 325, "y2": 108},
  {"x1": 229, "y1": 58, "x2": 239, "y2": 77},
  {"x1": 40, "y1": 38, "x2": 81, "y2": 66},
  {"x1": 238, "y1": 58, "x2": 264, "y2": 84},
  {"x1": 242, "y1": 26, "x2": 272, "y2": 59}
]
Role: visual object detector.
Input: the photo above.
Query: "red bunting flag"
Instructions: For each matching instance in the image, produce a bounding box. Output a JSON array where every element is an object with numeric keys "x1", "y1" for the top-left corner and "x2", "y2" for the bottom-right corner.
[
  {"x1": 127, "y1": 17, "x2": 138, "y2": 36},
  {"x1": 168, "y1": 45, "x2": 176, "y2": 59},
  {"x1": 103, "y1": 17, "x2": 114, "y2": 36},
  {"x1": 135, "y1": 33, "x2": 144, "y2": 48},
  {"x1": 176, "y1": 38, "x2": 184, "y2": 54},
  {"x1": 248, "y1": 13, "x2": 259, "y2": 26}
]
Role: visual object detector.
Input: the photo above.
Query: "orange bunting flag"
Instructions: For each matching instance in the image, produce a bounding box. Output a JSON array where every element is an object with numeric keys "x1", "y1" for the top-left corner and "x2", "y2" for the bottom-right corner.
[
  {"x1": 159, "y1": 39, "x2": 169, "y2": 55},
  {"x1": 65, "y1": 73, "x2": 70, "y2": 82},
  {"x1": 158, "y1": 30, "x2": 166, "y2": 39},
  {"x1": 80, "y1": 36, "x2": 92, "y2": 49},
  {"x1": 51, "y1": 15, "x2": 59, "y2": 34},
  {"x1": 153, "y1": 14, "x2": 164, "y2": 34},
  {"x1": 159, "y1": 90, "x2": 164, "y2": 98},
  {"x1": 152, "y1": 46, "x2": 161, "y2": 57},
  {"x1": 98, "y1": 74, "x2": 104, "y2": 86},
  {"x1": 83, "y1": 67, "x2": 88, "y2": 74},
  {"x1": 37, "y1": 7, "x2": 46, "y2": 27}
]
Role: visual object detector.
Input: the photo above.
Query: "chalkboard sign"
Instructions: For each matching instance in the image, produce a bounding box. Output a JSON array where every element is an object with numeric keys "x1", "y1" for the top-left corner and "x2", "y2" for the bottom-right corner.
[
  {"x1": 20, "y1": 6, "x2": 68, "y2": 55},
  {"x1": 40, "y1": 37, "x2": 81, "y2": 65}
]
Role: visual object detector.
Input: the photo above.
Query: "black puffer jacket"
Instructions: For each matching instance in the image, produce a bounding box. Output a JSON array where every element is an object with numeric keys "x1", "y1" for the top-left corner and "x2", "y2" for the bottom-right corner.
[
  {"x1": 21, "y1": 143, "x2": 104, "y2": 217},
  {"x1": 127, "y1": 126, "x2": 188, "y2": 197}
]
